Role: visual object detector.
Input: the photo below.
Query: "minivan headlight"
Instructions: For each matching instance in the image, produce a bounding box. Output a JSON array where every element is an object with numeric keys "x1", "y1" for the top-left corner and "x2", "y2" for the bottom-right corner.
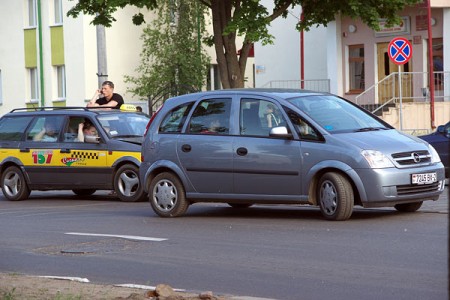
[
  {"x1": 361, "y1": 150, "x2": 394, "y2": 168},
  {"x1": 428, "y1": 144, "x2": 441, "y2": 163}
]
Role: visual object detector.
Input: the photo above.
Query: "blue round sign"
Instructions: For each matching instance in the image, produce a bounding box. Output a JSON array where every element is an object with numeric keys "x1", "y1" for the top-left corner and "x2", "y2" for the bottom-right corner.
[{"x1": 388, "y1": 37, "x2": 412, "y2": 65}]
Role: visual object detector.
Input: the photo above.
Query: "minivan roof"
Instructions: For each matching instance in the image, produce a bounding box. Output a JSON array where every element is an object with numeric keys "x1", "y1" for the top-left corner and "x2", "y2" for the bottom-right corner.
[{"x1": 166, "y1": 88, "x2": 327, "y2": 103}]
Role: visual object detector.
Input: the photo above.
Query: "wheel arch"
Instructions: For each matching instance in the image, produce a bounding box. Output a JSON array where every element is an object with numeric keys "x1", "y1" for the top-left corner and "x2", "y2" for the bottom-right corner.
[
  {"x1": 307, "y1": 164, "x2": 363, "y2": 207},
  {"x1": 142, "y1": 160, "x2": 192, "y2": 194},
  {"x1": 0, "y1": 158, "x2": 31, "y2": 186},
  {"x1": 110, "y1": 156, "x2": 140, "y2": 185}
]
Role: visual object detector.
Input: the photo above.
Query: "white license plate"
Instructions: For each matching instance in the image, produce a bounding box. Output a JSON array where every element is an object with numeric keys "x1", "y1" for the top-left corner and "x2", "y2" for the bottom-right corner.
[{"x1": 411, "y1": 172, "x2": 437, "y2": 185}]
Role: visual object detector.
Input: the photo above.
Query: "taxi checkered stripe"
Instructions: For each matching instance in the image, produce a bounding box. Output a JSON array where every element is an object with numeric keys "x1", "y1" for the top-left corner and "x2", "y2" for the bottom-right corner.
[{"x1": 72, "y1": 151, "x2": 99, "y2": 160}]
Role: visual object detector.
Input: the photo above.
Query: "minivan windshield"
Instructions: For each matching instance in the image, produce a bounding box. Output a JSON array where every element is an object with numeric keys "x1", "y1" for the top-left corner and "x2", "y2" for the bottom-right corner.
[{"x1": 287, "y1": 95, "x2": 390, "y2": 133}]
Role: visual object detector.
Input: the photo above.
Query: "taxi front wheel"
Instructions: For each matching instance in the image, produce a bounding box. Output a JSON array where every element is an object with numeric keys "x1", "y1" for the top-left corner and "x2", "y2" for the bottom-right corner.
[
  {"x1": 114, "y1": 164, "x2": 145, "y2": 202},
  {"x1": 1, "y1": 166, "x2": 31, "y2": 201}
]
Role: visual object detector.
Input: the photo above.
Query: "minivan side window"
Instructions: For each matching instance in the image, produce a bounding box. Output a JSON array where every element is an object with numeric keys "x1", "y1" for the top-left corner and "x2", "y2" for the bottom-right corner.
[
  {"x1": 188, "y1": 98, "x2": 231, "y2": 134},
  {"x1": 0, "y1": 117, "x2": 33, "y2": 141},
  {"x1": 240, "y1": 98, "x2": 286, "y2": 137},
  {"x1": 159, "y1": 102, "x2": 193, "y2": 133},
  {"x1": 285, "y1": 108, "x2": 323, "y2": 142}
]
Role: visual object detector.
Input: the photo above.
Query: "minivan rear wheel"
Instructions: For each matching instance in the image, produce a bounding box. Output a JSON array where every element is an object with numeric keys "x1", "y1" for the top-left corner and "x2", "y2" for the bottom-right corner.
[
  {"x1": 149, "y1": 172, "x2": 188, "y2": 217},
  {"x1": 318, "y1": 172, "x2": 354, "y2": 221},
  {"x1": 394, "y1": 201, "x2": 423, "y2": 212}
]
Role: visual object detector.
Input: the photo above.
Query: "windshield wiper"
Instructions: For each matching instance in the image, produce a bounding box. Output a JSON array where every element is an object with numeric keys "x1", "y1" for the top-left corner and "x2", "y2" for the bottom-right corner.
[{"x1": 354, "y1": 127, "x2": 386, "y2": 132}]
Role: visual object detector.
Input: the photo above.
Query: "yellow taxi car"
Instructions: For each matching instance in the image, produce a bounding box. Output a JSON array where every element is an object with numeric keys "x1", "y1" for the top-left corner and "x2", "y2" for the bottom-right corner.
[{"x1": 0, "y1": 106, "x2": 150, "y2": 202}]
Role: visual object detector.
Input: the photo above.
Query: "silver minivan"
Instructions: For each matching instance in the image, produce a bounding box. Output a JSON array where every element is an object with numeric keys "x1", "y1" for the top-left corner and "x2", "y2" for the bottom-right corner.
[{"x1": 140, "y1": 89, "x2": 445, "y2": 220}]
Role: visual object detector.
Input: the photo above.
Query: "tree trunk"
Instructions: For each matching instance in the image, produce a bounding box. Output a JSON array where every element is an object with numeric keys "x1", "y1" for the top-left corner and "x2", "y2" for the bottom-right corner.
[{"x1": 211, "y1": 0, "x2": 246, "y2": 89}]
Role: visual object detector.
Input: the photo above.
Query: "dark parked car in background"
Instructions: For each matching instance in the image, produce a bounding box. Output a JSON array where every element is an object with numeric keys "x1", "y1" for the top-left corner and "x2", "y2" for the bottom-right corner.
[
  {"x1": 419, "y1": 121, "x2": 450, "y2": 177},
  {"x1": 140, "y1": 89, "x2": 445, "y2": 221}
]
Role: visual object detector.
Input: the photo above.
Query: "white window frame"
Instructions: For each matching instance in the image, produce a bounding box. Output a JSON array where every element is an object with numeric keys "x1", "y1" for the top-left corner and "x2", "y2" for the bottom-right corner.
[
  {"x1": 53, "y1": 0, "x2": 63, "y2": 25},
  {"x1": 29, "y1": 68, "x2": 39, "y2": 102},
  {"x1": 27, "y1": 0, "x2": 37, "y2": 28},
  {"x1": 55, "y1": 65, "x2": 66, "y2": 100}
]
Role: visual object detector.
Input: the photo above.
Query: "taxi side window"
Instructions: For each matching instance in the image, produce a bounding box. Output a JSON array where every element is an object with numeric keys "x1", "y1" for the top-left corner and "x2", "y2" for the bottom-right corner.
[
  {"x1": 65, "y1": 117, "x2": 87, "y2": 142},
  {"x1": 0, "y1": 117, "x2": 33, "y2": 141},
  {"x1": 27, "y1": 116, "x2": 64, "y2": 142}
]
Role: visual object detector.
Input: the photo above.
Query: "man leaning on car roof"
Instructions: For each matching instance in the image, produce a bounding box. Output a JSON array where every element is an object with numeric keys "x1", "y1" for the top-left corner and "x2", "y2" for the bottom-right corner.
[{"x1": 87, "y1": 80, "x2": 124, "y2": 109}]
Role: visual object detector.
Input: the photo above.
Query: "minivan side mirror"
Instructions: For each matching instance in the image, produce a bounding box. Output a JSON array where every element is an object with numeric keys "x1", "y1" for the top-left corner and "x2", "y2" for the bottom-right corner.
[
  {"x1": 269, "y1": 126, "x2": 293, "y2": 139},
  {"x1": 436, "y1": 125, "x2": 445, "y2": 134}
]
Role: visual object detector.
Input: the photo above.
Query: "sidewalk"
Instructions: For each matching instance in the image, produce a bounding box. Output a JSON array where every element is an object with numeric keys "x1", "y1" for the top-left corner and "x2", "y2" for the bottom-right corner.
[{"x1": 420, "y1": 183, "x2": 449, "y2": 213}]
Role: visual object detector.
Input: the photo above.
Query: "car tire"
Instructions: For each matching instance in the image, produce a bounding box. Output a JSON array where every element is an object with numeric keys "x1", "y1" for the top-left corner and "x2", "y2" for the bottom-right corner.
[
  {"x1": 114, "y1": 164, "x2": 145, "y2": 202},
  {"x1": 1, "y1": 166, "x2": 30, "y2": 201},
  {"x1": 318, "y1": 172, "x2": 354, "y2": 221},
  {"x1": 228, "y1": 203, "x2": 253, "y2": 208},
  {"x1": 149, "y1": 172, "x2": 189, "y2": 217},
  {"x1": 72, "y1": 189, "x2": 96, "y2": 196},
  {"x1": 394, "y1": 201, "x2": 423, "y2": 212}
]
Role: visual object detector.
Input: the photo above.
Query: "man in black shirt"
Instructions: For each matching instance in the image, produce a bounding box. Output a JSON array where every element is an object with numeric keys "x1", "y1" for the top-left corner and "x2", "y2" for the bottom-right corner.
[{"x1": 87, "y1": 81, "x2": 124, "y2": 109}]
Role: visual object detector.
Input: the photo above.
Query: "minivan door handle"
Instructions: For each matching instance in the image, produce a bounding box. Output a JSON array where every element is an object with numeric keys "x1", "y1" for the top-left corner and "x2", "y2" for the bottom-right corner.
[
  {"x1": 181, "y1": 144, "x2": 192, "y2": 152},
  {"x1": 60, "y1": 149, "x2": 71, "y2": 153},
  {"x1": 236, "y1": 147, "x2": 248, "y2": 156},
  {"x1": 20, "y1": 148, "x2": 30, "y2": 153}
]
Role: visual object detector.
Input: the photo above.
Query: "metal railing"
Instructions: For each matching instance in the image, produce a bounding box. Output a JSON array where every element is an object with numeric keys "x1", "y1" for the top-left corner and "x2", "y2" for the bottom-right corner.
[
  {"x1": 355, "y1": 71, "x2": 450, "y2": 106},
  {"x1": 260, "y1": 79, "x2": 331, "y2": 92}
]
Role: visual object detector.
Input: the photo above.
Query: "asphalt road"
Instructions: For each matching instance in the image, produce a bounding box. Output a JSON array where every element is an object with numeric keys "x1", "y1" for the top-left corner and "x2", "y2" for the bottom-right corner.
[{"x1": 0, "y1": 188, "x2": 448, "y2": 300}]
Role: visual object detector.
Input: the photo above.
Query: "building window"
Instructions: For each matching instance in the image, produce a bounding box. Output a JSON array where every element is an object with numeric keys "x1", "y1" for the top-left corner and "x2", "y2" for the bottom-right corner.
[
  {"x1": 0, "y1": 70, "x2": 3, "y2": 105},
  {"x1": 56, "y1": 65, "x2": 66, "y2": 99},
  {"x1": 29, "y1": 68, "x2": 39, "y2": 102},
  {"x1": 206, "y1": 64, "x2": 221, "y2": 91},
  {"x1": 27, "y1": 0, "x2": 37, "y2": 27},
  {"x1": 54, "y1": 0, "x2": 63, "y2": 24},
  {"x1": 348, "y1": 44, "x2": 365, "y2": 92}
]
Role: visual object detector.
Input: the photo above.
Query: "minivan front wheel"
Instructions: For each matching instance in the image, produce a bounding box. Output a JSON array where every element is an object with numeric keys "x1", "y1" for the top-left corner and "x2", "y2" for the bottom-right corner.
[
  {"x1": 317, "y1": 172, "x2": 354, "y2": 221},
  {"x1": 149, "y1": 172, "x2": 189, "y2": 217}
]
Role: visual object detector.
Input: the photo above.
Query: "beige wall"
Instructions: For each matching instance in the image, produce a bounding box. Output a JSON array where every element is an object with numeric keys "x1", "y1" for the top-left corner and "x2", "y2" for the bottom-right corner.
[{"x1": 381, "y1": 102, "x2": 450, "y2": 134}]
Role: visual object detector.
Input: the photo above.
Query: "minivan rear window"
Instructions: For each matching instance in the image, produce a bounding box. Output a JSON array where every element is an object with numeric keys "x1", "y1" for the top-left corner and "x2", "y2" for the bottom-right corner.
[{"x1": 159, "y1": 102, "x2": 193, "y2": 133}]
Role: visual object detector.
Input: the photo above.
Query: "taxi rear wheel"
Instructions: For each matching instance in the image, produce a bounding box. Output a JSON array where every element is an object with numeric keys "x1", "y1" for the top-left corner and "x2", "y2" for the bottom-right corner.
[
  {"x1": 114, "y1": 164, "x2": 145, "y2": 202},
  {"x1": 72, "y1": 189, "x2": 96, "y2": 196},
  {"x1": 1, "y1": 166, "x2": 30, "y2": 201}
]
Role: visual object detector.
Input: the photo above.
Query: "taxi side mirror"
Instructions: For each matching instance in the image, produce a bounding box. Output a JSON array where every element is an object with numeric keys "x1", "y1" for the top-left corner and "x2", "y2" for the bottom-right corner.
[{"x1": 84, "y1": 135, "x2": 100, "y2": 144}]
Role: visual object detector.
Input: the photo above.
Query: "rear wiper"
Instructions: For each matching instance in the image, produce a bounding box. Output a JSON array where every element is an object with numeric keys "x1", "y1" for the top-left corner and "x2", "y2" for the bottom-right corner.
[{"x1": 354, "y1": 127, "x2": 386, "y2": 132}]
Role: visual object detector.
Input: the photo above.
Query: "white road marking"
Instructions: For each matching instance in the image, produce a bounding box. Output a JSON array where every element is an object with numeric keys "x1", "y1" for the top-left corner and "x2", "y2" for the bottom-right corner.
[
  {"x1": 65, "y1": 232, "x2": 167, "y2": 242},
  {"x1": 114, "y1": 284, "x2": 185, "y2": 292},
  {"x1": 36, "y1": 276, "x2": 90, "y2": 283}
]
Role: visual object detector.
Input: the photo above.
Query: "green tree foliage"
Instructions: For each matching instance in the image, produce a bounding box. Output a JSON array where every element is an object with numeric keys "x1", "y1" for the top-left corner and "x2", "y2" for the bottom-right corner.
[
  {"x1": 68, "y1": 0, "x2": 422, "y2": 89},
  {"x1": 123, "y1": 0, "x2": 210, "y2": 101}
]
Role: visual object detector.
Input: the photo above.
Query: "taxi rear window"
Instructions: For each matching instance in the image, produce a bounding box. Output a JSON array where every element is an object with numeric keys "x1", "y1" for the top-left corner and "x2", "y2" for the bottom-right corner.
[{"x1": 0, "y1": 117, "x2": 33, "y2": 141}]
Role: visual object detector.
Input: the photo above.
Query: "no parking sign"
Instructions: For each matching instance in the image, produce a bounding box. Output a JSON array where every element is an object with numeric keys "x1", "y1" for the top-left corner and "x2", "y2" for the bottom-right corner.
[{"x1": 388, "y1": 37, "x2": 412, "y2": 65}]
